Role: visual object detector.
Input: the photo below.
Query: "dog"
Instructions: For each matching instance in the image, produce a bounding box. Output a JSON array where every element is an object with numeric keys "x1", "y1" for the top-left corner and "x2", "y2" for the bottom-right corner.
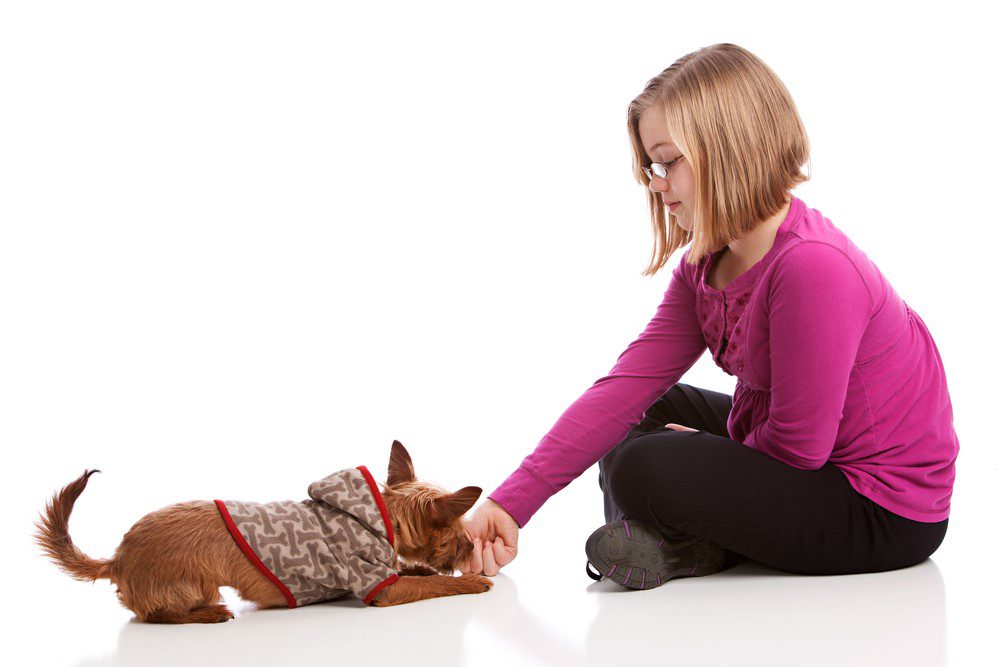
[{"x1": 34, "y1": 440, "x2": 492, "y2": 622}]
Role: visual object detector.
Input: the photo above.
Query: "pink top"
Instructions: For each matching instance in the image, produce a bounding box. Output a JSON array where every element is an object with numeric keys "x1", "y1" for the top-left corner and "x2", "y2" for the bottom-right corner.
[{"x1": 488, "y1": 195, "x2": 959, "y2": 527}]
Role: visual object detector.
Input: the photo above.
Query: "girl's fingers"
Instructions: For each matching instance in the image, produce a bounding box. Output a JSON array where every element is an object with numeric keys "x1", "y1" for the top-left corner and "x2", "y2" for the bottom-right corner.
[
  {"x1": 665, "y1": 423, "x2": 697, "y2": 432},
  {"x1": 467, "y1": 537, "x2": 484, "y2": 574},
  {"x1": 481, "y1": 539, "x2": 499, "y2": 576},
  {"x1": 493, "y1": 536, "x2": 514, "y2": 567}
]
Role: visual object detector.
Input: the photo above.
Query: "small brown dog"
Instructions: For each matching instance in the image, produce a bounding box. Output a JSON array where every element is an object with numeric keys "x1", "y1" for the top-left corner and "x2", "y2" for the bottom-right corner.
[{"x1": 35, "y1": 440, "x2": 492, "y2": 623}]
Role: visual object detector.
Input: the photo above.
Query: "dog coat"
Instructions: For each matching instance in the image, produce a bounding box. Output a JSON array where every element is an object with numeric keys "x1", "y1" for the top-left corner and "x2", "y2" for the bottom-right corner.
[{"x1": 214, "y1": 465, "x2": 400, "y2": 607}]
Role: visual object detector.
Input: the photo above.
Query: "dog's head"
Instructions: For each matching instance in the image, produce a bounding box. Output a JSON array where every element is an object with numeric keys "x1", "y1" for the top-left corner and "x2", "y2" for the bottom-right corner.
[{"x1": 380, "y1": 440, "x2": 480, "y2": 574}]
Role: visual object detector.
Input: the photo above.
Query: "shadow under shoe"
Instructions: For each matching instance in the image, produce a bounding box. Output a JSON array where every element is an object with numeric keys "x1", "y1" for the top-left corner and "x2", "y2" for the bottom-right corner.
[{"x1": 585, "y1": 518, "x2": 727, "y2": 590}]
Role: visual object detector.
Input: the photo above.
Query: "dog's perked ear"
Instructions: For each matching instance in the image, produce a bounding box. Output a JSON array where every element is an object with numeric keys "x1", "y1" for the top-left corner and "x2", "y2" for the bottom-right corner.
[
  {"x1": 429, "y1": 486, "x2": 482, "y2": 526},
  {"x1": 387, "y1": 440, "x2": 416, "y2": 487}
]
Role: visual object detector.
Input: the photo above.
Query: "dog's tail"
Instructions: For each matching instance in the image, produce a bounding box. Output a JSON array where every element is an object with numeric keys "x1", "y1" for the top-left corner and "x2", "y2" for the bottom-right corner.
[{"x1": 34, "y1": 469, "x2": 114, "y2": 582}]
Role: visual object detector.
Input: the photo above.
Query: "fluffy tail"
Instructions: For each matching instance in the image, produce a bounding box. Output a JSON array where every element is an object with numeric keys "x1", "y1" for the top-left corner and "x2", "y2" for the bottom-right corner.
[{"x1": 34, "y1": 469, "x2": 114, "y2": 582}]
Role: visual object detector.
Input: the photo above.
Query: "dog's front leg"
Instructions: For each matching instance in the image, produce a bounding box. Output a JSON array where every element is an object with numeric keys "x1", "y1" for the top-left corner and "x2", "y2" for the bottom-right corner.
[
  {"x1": 370, "y1": 574, "x2": 492, "y2": 606},
  {"x1": 397, "y1": 562, "x2": 440, "y2": 576}
]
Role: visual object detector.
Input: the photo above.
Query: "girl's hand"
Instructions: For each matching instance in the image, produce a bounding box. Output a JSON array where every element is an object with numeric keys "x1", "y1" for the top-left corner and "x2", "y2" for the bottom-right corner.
[
  {"x1": 664, "y1": 423, "x2": 699, "y2": 432},
  {"x1": 460, "y1": 498, "x2": 519, "y2": 576}
]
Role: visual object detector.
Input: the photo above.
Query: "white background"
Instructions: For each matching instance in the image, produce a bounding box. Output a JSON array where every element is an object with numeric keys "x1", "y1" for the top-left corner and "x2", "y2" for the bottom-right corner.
[{"x1": 2, "y1": 1, "x2": 997, "y2": 666}]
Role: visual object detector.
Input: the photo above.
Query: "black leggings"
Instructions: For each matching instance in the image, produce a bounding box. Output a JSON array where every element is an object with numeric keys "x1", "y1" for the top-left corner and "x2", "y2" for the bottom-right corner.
[{"x1": 597, "y1": 383, "x2": 949, "y2": 575}]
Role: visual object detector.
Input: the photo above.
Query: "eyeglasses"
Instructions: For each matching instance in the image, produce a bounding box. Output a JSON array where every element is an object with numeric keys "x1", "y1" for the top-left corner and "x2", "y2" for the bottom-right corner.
[{"x1": 642, "y1": 155, "x2": 685, "y2": 181}]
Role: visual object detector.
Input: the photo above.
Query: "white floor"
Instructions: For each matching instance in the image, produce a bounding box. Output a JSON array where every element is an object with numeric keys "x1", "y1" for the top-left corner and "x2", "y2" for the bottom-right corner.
[{"x1": 12, "y1": 491, "x2": 997, "y2": 667}]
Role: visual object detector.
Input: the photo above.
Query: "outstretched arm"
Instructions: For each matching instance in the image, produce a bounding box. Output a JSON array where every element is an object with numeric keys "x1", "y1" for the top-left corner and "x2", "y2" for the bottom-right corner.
[{"x1": 488, "y1": 251, "x2": 707, "y2": 529}]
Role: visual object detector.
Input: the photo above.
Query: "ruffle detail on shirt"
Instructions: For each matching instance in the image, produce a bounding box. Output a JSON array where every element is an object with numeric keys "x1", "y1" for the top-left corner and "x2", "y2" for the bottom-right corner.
[{"x1": 729, "y1": 379, "x2": 771, "y2": 443}]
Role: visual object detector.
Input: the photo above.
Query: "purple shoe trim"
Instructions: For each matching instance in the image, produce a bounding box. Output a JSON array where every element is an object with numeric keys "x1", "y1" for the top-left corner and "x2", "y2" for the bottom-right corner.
[
  {"x1": 607, "y1": 563, "x2": 617, "y2": 576},
  {"x1": 690, "y1": 564, "x2": 698, "y2": 575},
  {"x1": 656, "y1": 573, "x2": 661, "y2": 586},
  {"x1": 622, "y1": 519, "x2": 631, "y2": 540},
  {"x1": 640, "y1": 570, "x2": 646, "y2": 588},
  {"x1": 624, "y1": 567, "x2": 632, "y2": 583}
]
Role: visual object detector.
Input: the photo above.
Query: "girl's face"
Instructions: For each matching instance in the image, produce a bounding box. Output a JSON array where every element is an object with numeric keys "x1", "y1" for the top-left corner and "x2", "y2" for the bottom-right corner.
[{"x1": 638, "y1": 107, "x2": 696, "y2": 232}]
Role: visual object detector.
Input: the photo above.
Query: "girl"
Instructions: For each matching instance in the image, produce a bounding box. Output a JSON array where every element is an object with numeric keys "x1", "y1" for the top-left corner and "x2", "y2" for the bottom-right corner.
[{"x1": 460, "y1": 43, "x2": 957, "y2": 588}]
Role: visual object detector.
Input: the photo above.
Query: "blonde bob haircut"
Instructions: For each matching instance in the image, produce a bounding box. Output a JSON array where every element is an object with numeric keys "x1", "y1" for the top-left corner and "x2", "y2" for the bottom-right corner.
[{"x1": 627, "y1": 43, "x2": 811, "y2": 276}]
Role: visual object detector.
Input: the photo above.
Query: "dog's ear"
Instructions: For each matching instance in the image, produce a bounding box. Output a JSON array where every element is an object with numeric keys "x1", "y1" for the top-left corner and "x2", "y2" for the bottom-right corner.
[
  {"x1": 429, "y1": 486, "x2": 482, "y2": 525},
  {"x1": 387, "y1": 440, "x2": 416, "y2": 487}
]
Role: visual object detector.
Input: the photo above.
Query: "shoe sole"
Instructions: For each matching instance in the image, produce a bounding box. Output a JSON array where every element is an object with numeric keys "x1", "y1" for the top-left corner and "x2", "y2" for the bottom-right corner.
[{"x1": 585, "y1": 519, "x2": 727, "y2": 590}]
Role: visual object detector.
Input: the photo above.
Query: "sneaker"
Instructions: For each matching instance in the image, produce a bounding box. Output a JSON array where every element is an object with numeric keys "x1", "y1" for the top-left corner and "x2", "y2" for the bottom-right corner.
[{"x1": 584, "y1": 518, "x2": 727, "y2": 589}]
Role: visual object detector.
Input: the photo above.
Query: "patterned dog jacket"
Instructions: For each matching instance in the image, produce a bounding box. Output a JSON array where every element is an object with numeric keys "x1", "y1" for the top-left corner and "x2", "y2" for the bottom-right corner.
[{"x1": 214, "y1": 465, "x2": 400, "y2": 607}]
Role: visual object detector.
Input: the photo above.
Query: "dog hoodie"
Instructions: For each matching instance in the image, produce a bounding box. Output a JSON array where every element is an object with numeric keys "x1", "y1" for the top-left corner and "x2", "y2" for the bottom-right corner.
[{"x1": 214, "y1": 465, "x2": 400, "y2": 607}]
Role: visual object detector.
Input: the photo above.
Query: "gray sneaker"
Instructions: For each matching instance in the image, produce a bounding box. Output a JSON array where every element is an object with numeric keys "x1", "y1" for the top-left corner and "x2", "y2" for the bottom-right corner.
[{"x1": 585, "y1": 518, "x2": 727, "y2": 589}]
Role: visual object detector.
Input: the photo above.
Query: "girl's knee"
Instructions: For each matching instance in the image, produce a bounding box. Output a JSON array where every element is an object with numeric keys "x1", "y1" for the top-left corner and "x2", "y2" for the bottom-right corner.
[{"x1": 607, "y1": 431, "x2": 693, "y2": 511}]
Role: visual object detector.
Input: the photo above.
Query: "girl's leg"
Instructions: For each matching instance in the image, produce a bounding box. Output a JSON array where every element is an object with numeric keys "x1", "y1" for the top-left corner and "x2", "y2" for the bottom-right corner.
[
  {"x1": 598, "y1": 383, "x2": 732, "y2": 525},
  {"x1": 607, "y1": 428, "x2": 949, "y2": 575}
]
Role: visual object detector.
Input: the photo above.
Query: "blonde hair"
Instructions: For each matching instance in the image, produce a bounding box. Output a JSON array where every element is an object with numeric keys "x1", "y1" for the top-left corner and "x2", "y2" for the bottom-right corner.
[{"x1": 627, "y1": 43, "x2": 811, "y2": 276}]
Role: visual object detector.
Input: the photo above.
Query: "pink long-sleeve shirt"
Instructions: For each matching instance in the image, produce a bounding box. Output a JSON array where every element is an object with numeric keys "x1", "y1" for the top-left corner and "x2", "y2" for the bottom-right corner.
[{"x1": 488, "y1": 195, "x2": 959, "y2": 527}]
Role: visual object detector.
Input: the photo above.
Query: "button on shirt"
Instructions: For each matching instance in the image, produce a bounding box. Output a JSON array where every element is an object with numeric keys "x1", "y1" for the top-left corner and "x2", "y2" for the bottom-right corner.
[{"x1": 487, "y1": 195, "x2": 959, "y2": 527}]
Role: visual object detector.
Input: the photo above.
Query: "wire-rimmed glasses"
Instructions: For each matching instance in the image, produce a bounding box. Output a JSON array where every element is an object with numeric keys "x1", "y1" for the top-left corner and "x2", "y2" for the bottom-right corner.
[{"x1": 642, "y1": 154, "x2": 685, "y2": 181}]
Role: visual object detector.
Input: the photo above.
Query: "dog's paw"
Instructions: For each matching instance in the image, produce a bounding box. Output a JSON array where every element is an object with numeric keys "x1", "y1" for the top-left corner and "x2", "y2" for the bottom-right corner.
[
  {"x1": 458, "y1": 573, "x2": 493, "y2": 593},
  {"x1": 190, "y1": 605, "x2": 235, "y2": 623}
]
